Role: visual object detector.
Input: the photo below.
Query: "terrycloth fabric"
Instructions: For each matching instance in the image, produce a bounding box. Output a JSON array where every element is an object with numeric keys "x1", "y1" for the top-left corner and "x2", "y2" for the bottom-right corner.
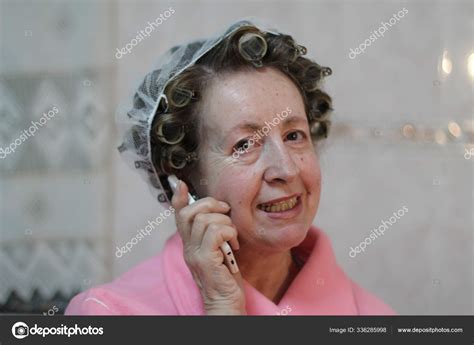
[{"x1": 65, "y1": 226, "x2": 396, "y2": 315}]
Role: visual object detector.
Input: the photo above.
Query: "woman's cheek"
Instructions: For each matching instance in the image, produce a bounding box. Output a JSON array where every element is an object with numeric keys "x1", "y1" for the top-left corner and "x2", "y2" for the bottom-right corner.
[
  {"x1": 306, "y1": 154, "x2": 322, "y2": 207},
  {"x1": 211, "y1": 169, "x2": 248, "y2": 204},
  {"x1": 225, "y1": 172, "x2": 258, "y2": 220}
]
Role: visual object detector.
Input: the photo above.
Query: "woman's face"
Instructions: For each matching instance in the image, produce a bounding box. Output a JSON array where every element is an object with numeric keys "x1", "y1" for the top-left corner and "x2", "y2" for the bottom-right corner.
[{"x1": 193, "y1": 67, "x2": 321, "y2": 252}]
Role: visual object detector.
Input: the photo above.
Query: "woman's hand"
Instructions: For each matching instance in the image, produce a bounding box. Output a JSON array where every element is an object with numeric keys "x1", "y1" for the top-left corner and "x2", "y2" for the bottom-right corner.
[{"x1": 171, "y1": 179, "x2": 246, "y2": 315}]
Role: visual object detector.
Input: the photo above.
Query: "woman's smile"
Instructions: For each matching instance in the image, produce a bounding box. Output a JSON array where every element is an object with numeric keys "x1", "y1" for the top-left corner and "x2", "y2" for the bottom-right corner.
[
  {"x1": 257, "y1": 195, "x2": 303, "y2": 220},
  {"x1": 256, "y1": 194, "x2": 303, "y2": 220}
]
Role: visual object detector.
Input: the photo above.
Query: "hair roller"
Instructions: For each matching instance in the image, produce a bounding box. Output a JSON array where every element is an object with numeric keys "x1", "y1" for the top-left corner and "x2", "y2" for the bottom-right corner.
[
  {"x1": 310, "y1": 120, "x2": 331, "y2": 140},
  {"x1": 238, "y1": 32, "x2": 268, "y2": 68},
  {"x1": 301, "y1": 64, "x2": 324, "y2": 91},
  {"x1": 291, "y1": 45, "x2": 307, "y2": 64},
  {"x1": 315, "y1": 98, "x2": 331, "y2": 115},
  {"x1": 168, "y1": 86, "x2": 198, "y2": 108},
  {"x1": 154, "y1": 116, "x2": 186, "y2": 145},
  {"x1": 167, "y1": 146, "x2": 198, "y2": 170},
  {"x1": 296, "y1": 44, "x2": 307, "y2": 56},
  {"x1": 307, "y1": 92, "x2": 332, "y2": 121},
  {"x1": 321, "y1": 66, "x2": 332, "y2": 77},
  {"x1": 308, "y1": 109, "x2": 328, "y2": 122},
  {"x1": 283, "y1": 36, "x2": 307, "y2": 64}
]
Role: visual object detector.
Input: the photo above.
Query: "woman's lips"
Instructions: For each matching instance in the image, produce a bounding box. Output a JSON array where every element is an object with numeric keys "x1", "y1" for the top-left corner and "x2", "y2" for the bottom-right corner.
[
  {"x1": 258, "y1": 193, "x2": 300, "y2": 205},
  {"x1": 256, "y1": 196, "x2": 303, "y2": 220}
]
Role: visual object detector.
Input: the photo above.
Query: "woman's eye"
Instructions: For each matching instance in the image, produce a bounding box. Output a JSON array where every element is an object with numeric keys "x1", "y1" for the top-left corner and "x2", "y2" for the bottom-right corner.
[
  {"x1": 235, "y1": 139, "x2": 249, "y2": 150},
  {"x1": 233, "y1": 139, "x2": 251, "y2": 153},
  {"x1": 232, "y1": 131, "x2": 306, "y2": 156},
  {"x1": 286, "y1": 130, "x2": 306, "y2": 141}
]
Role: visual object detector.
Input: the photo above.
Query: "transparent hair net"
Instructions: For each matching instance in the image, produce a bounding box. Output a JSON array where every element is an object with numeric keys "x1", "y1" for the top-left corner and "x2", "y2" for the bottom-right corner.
[{"x1": 116, "y1": 18, "x2": 328, "y2": 208}]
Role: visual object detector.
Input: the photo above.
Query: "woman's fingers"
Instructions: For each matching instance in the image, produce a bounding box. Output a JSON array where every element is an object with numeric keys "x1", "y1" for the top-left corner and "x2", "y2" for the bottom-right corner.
[
  {"x1": 201, "y1": 223, "x2": 238, "y2": 253},
  {"x1": 172, "y1": 179, "x2": 232, "y2": 241},
  {"x1": 191, "y1": 213, "x2": 234, "y2": 245},
  {"x1": 171, "y1": 178, "x2": 240, "y2": 264},
  {"x1": 171, "y1": 179, "x2": 191, "y2": 239},
  {"x1": 227, "y1": 225, "x2": 240, "y2": 251}
]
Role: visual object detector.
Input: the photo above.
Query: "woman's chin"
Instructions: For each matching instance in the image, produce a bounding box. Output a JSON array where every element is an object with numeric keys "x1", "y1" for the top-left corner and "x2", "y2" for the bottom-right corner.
[{"x1": 259, "y1": 223, "x2": 309, "y2": 250}]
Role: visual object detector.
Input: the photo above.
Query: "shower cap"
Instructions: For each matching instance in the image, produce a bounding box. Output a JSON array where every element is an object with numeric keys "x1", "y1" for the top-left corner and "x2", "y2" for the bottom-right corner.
[{"x1": 116, "y1": 17, "x2": 332, "y2": 208}]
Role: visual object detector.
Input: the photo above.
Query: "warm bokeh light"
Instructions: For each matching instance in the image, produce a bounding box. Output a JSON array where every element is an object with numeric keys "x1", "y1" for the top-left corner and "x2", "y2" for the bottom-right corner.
[
  {"x1": 441, "y1": 51, "x2": 453, "y2": 75},
  {"x1": 448, "y1": 121, "x2": 461, "y2": 138},
  {"x1": 402, "y1": 124, "x2": 415, "y2": 139},
  {"x1": 468, "y1": 53, "x2": 474, "y2": 78}
]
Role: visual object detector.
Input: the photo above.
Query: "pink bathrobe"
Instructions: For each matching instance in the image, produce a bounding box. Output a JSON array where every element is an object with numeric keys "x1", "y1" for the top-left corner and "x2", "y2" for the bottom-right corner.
[{"x1": 65, "y1": 226, "x2": 396, "y2": 315}]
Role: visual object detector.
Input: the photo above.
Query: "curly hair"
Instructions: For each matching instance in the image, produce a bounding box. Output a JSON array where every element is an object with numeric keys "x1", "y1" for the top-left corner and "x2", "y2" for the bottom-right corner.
[{"x1": 149, "y1": 26, "x2": 333, "y2": 195}]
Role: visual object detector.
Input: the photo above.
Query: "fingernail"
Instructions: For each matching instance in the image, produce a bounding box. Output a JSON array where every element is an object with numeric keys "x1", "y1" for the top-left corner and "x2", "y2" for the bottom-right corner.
[
  {"x1": 177, "y1": 179, "x2": 182, "y2": 190},
  {"x1": 219, "y1": 201, "x2": 230, "y2": 208}
]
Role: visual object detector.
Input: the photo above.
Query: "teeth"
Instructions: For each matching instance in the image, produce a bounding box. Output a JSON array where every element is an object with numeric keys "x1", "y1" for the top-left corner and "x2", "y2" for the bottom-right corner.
[{"x1": 258, "y1": 196, "x2": 298, "y2": 212}]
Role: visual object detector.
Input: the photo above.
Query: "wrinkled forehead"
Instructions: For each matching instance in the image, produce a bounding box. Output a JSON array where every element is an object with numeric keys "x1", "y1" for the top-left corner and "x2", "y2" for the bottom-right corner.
[{"x1": 198, "y1": 68, "x2": 307, "y2": 142}]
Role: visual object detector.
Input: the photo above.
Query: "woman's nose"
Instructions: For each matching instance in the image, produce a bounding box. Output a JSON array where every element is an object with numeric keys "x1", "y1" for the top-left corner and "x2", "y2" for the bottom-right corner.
[{"x1": 261, "y1": 139, "x2": 299, "y2": 183}]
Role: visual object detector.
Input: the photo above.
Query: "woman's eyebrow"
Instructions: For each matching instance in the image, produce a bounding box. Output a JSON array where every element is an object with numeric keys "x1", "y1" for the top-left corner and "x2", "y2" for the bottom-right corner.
[
  {"x1": 225, "y1": 122, "x2": 261, "y2": 136},
  {"x1": 281, "y1": 116, "x2": 308, "y2": 127},
  {"x1": 224, "y1": 116, "x2": 307, "y2": 138}
]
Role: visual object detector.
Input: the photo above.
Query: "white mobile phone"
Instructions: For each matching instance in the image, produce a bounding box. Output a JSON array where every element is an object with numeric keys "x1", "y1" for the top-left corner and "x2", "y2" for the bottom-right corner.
[{"x1": 167, "y1": 175, "x2": 239, "y2": 274}]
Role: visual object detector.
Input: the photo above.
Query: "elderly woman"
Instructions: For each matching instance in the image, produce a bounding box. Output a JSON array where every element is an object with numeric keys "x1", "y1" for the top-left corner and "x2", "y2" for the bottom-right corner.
[{"x1": 66, "y1": 19, "x2": 395, "y2": 315}]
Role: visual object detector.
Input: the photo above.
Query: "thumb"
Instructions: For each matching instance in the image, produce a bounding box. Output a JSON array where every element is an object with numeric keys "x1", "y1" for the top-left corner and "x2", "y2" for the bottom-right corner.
[{"x1": 171, "y1": 178, "x2": 190, "y2": 210}]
